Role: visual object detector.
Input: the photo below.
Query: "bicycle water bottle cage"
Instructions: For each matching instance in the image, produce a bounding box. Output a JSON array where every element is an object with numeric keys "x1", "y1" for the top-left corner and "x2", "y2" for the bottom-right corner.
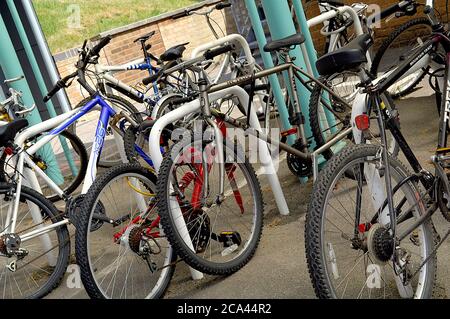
[
  {"x1": 0, "y1": 119, "x2": 28, "y2": 147},
  {"x1": 160, "y1": 43, "x2": 189, "y2": 62},
  {"x1": 316, "y1": 33, "x2": 373, "y2": 77},
  {"x1": 263, "y1": 33, "x2": 305, "y2": 53}
]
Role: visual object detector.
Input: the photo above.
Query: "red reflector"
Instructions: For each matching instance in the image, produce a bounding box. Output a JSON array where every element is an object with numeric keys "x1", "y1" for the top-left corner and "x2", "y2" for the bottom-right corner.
[
  {"x1": 355, "y1": 114, "x2": 370, "y2": 131},
  {"x1": 281, "y1": 128, "x2": 298, "y2": 137},
  {"x1": 358, "y1": 223, "x2": 371, "y2": 233},
  {"x1": 4, "y1": 147, "x2": 13, "y2": 156}
]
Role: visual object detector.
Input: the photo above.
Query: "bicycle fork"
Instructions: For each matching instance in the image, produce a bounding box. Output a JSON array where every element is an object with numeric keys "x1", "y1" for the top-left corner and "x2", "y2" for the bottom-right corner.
[{"x1": 198, "y1": 73, "x2": 225, "y2": 205}]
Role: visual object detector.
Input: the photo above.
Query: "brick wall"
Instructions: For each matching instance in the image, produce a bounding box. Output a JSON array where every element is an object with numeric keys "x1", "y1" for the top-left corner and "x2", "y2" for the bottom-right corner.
[
  {"x1": 55, "y1": 0, "x2": 449, "y2": 106},
  {"x1": 54, "y1": 0, "x2": 231, "y2": 107}
]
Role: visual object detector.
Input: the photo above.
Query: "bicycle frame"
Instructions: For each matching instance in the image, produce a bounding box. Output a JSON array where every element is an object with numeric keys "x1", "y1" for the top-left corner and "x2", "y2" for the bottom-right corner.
[
  {"x1": 349, "y1": 29, "x2": 450, "y2": 241},
  {"x1": 2, "y1": 95, "x2": 123, "y2": 241}
]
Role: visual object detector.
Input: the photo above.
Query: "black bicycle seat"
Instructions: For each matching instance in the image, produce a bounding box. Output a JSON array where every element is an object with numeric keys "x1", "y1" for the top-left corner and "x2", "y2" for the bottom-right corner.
[
  {"x1": 160, "y1": 43, "x2": 189, "y2": 62},
  {"x1": 316, "y1": 33, "x2": 373, "y2": 76},
  {"x1": 263, "y1": 33, "x2": 305, "y2": 52},
  {"x1": 0, "y1": 119, "x2": 28, "y2": 147},
  {"x1": 134, "y1": 31, "x2": 156, "y2": 43}
]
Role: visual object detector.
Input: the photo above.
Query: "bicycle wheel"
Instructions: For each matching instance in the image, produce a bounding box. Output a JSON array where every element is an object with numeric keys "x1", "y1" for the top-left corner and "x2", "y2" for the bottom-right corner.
[
  {"x1": 0, "y1": 130, "x2": 87, "y2": 203},
  {"x1": 72, "y1": 94, "x2": 144, "y2": 168},
  {"x1": 309, "y1": 75, "x2": 399, "y2": 159},
  {"x1": 157, "y1": 134, "x2": 263, "y2": 275},
  {"x1": 75, "y1": 163, "x2": 176, "y2": 299},
  {"x1": 123, "y1": 94, "x2": 183, "y2": 165},
  {"x1": 0, "y1": 183, "x2": 70, "y2": 299},
  {"x1": 371, "y1": 18, "x2": 432, "y2": 99},
  {"x1": 306, "y1": 144, "x2": 436, "y2": 299}
]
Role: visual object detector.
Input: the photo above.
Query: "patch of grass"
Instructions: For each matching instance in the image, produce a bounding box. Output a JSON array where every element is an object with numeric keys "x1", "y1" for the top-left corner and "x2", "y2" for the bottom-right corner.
[{"x1": 33, "y1": 0, "x2": 202, "y2": 53}]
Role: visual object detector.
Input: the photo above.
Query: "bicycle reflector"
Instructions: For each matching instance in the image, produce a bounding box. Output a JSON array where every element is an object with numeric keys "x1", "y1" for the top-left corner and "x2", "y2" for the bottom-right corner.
[{"x1": 355, "y1": 114, "x2": 370, "y2": 131}]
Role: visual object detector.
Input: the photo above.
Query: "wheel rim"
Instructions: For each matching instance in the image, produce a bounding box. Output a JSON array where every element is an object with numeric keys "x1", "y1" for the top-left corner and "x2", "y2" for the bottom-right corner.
[
  {"x1": 85, "y1": 173, "x2": 172, "y2": 299},
  {"x1": 319, "y1": 156, "x2": 430, "y2": 298}
]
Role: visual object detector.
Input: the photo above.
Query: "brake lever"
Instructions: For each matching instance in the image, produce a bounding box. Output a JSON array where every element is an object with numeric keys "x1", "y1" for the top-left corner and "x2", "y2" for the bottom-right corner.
[{"x1": 15, "y1": 104, "x2": 36, "y2": 117}]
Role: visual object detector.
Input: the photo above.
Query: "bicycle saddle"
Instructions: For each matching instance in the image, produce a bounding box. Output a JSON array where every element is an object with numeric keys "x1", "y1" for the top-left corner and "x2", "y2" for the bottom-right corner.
[
  {"x1": 263, "y1": 33, "x2": 305, "y2": 52},
  {"x1": 134, "y1": 31, "x2": 156, "y2": 43},
  {"x1": 0, "y1": 119, "x2": 28, "y2": 147},
  {"x1": 316, "y1": 33, "x2": 373, "y2": 76},
  {"x1": 160, "y1": 43, "x2": 189, "y2": 62}
]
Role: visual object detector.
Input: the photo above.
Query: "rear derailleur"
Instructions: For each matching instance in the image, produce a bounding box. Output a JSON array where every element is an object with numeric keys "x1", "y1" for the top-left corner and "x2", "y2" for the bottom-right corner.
[{"x1": 0, "y1": 233, "x2": 28, "y2": 272}]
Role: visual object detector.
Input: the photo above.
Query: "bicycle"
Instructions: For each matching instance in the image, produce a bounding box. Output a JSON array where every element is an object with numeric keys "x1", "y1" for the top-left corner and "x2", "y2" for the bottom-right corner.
[
  {"x1": 141, "y1": 34, "x2": 377, "y2": 276},
  {"x1": 0, "y1": 36, "x2": 176, "y2": 298},
  {"x1": 305, "y1": 0, "x2": 448, "y2": 298}
]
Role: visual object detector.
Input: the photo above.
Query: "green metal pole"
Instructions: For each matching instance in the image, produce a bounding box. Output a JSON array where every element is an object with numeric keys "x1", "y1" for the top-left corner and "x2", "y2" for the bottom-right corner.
[
  {"x1": 0, "y1": 14, "x2": 64, "y2": 185},
  {"x1": 291, "y1": 0, "x2": 337, "y2": 133},
  {"x1": 6, "y1": 0, "x2": 78, "y2": 180},
  {"x1": 260, "y1": 0, "x2": 315, "y2": 150},
  {"x1": 244, "y1": 0, "x2": 295, "y2": 146}
]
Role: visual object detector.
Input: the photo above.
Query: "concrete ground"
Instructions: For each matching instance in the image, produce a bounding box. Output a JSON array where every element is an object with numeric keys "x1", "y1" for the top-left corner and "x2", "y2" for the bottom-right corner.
[{"x1": 46, "y1": 79, "x2": 450, "y2": 299}]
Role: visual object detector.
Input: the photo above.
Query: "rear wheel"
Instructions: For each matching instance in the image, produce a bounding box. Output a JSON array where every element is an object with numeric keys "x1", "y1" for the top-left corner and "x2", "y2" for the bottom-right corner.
[
  {"x1": 0, "y1": 130, "x2": 88, "y2": 202},
  {"x1": 309, "y1": 75, "x2": 399, "y2": 159}
]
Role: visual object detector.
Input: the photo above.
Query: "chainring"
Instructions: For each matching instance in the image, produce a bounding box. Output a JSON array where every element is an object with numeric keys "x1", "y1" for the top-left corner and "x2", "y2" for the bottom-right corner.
[
  {"x1": 186, "y1": 211, "x2": 211, "y2": 254},
  {"x1": 286, "y1": 140, "x2": 313, "y2": 177}
]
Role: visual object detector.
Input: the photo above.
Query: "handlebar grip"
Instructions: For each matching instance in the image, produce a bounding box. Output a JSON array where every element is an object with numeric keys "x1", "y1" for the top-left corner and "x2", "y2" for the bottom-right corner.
[
  {"x1": 172, "y1": 10, "x2": 189, "y2": 19},
  {"x1": 43, "y1": 79, "x2": 64, "y2": 103},
  {"x1": 90, "y1": 35, "x2": 112, "y2": 57},
  {"x1": 43, "y1": 70, "x2": 77, "y2": 102},
  {"x1": 215, "y1": 2, "x2": 231, "y2": 10},
  {"x1": 204, "y1": 44, "x2": 235, "y2": 60}
]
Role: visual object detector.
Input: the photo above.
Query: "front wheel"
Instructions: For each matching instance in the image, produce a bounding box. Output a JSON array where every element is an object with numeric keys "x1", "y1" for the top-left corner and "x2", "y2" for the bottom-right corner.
[
  {"x1": 75, "y1": 163, "x2": 176, "y2": 299},
  {"x1": 157, "y1": 135, "x2": 264, "y2": 275},
  {"x1": 305, "y1": 145, "x2": 436, "y2": 299}
]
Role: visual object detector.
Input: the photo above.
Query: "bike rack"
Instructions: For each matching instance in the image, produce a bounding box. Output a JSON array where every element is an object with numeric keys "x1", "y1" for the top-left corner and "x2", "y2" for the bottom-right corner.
[{"x1": 148, "y1": 84, "x2": 290, "y2": 280}]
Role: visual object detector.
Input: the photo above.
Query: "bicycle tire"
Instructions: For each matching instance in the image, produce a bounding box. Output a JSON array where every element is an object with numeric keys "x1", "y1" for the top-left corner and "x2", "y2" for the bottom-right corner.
[
  {"x1": 305, "y1": 144, "x2": 436, "y2": 299},
  {"x1": 308, "y1": 75, "x2": 400, "y2": 160},
  {"x1": 157, "y1": 135, "x2": 264, "y2": 275},
  {"x1": 0, "y1": 183, "x2": 70, "y2": 299},
  {"x1": 0, "y1": 130, "x2": 88, "y2": 203},
  {"x1": 123, "y1": 94, "x2": 183, "y2": 164},
  {"x1": 371, "y1": 17, "x2": 432, "y2": 99},
  {"x1": 75, "y1": 163, "x2": 176, "y2": 299}
]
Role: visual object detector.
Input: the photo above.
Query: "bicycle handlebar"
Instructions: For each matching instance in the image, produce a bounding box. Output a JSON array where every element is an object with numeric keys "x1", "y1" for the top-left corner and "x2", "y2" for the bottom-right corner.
[
  {"x1": 89, "y1": 35, "x2": 112, "y2": 58},
  {"x1": 43, "y1": 36, "x2": 112, "y2": 102},
  {"x1": 172, "y1": 1, "x2": 231, "y2": 20},
  {"x1": 215, "y1": 1, "x2": 231, "y2": 10},
  {"x1": 204, "y1": 43, "x2": 235, "y2": 60},
  {"x1": 43, "y1": 70, "x2": 77, "y2": 103},
  {"x1": 141, "y1": 43, "x2": 235, "y2": 86}
]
